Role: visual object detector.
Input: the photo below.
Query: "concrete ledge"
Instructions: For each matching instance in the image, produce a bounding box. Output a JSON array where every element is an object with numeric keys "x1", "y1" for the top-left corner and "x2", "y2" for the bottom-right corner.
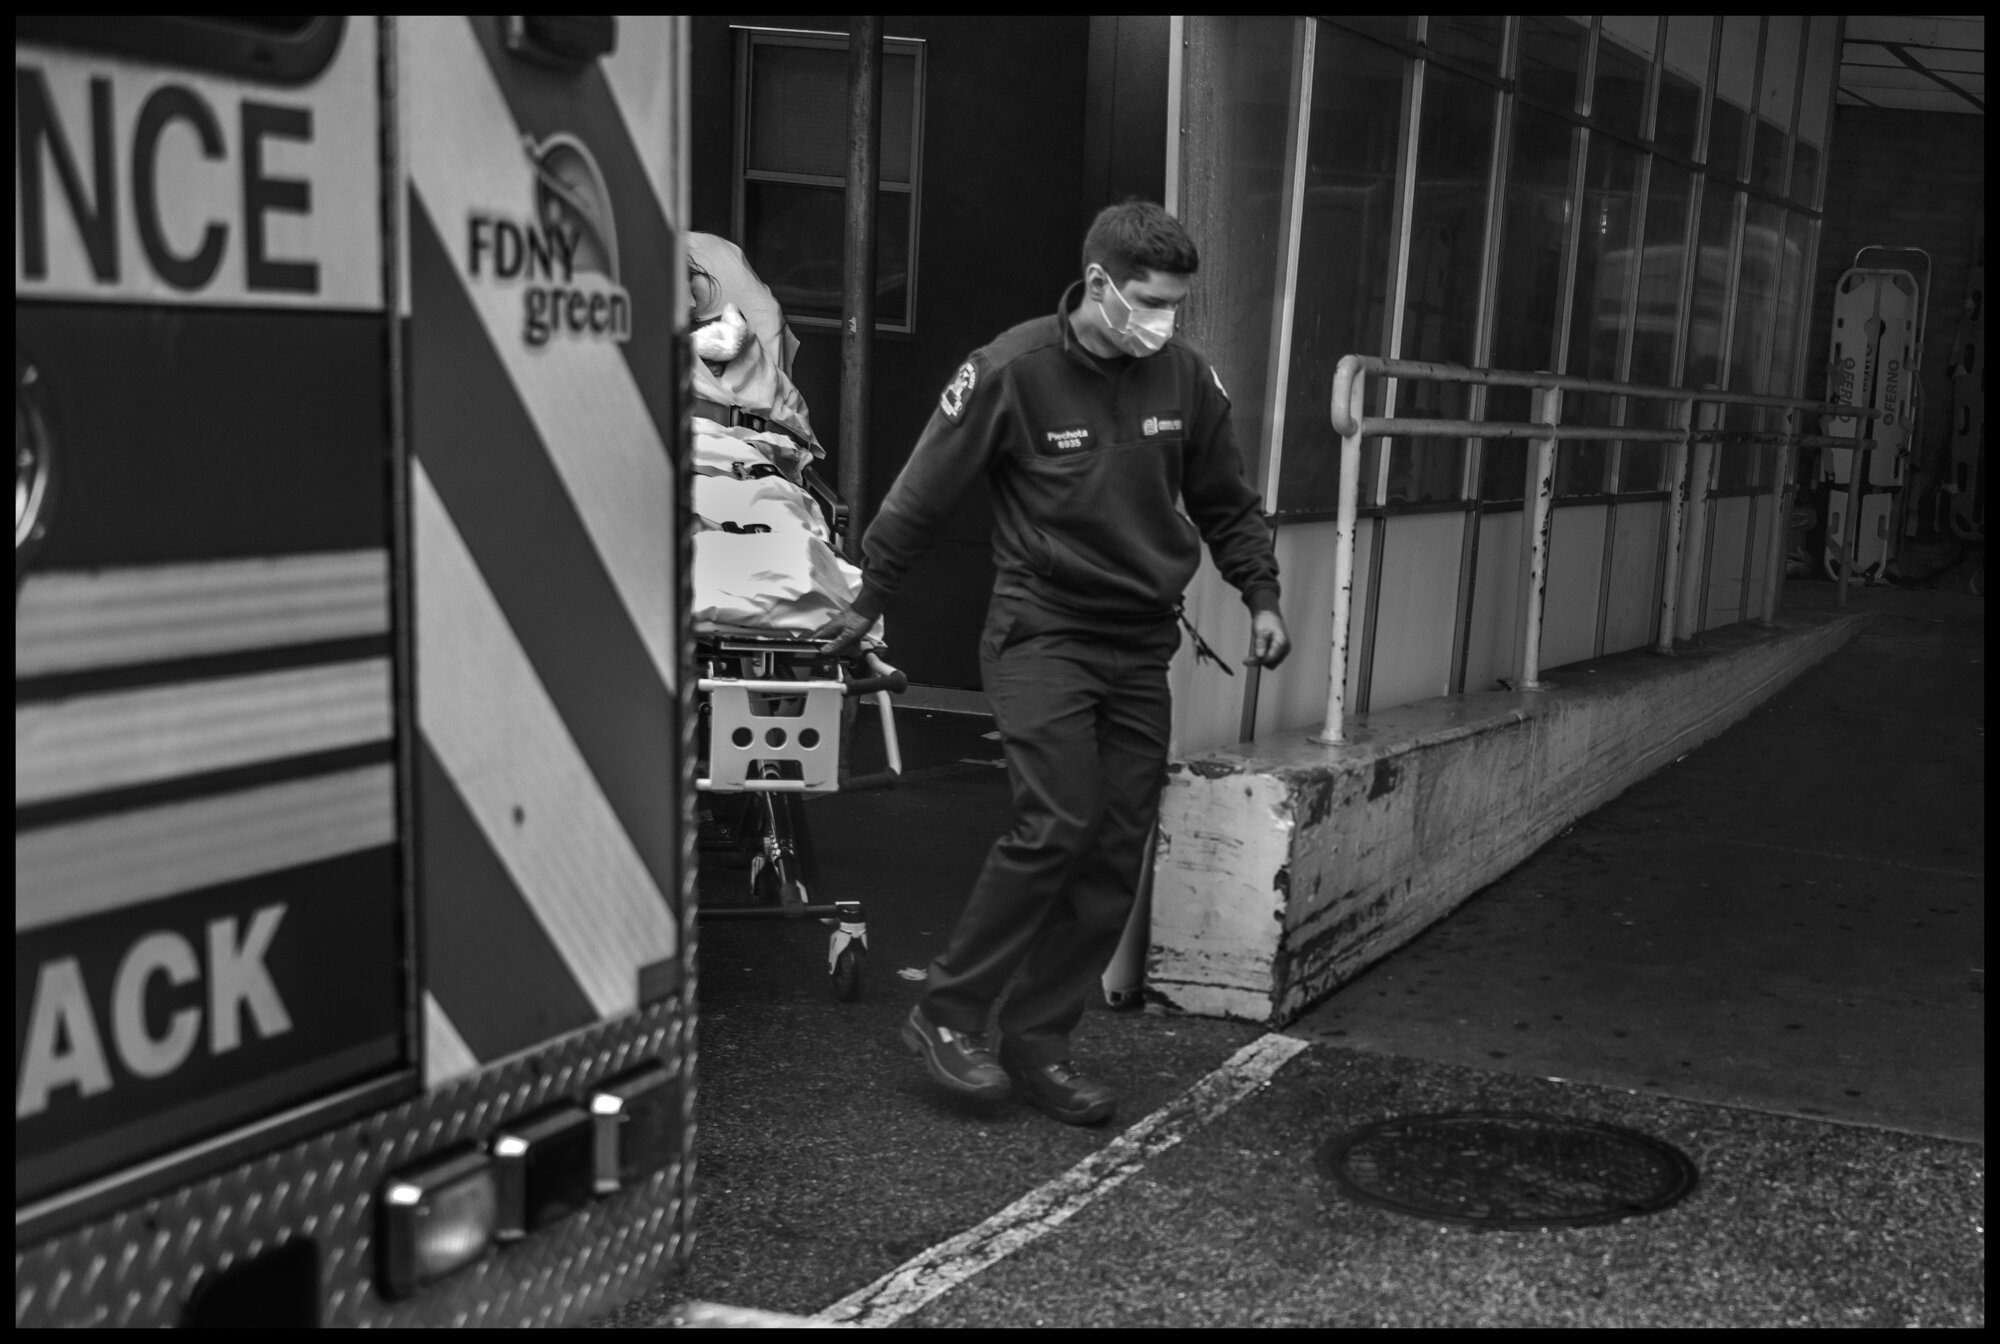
[{"x1": 1147, "y1": 609, "x2": 1875, "y2": 1026}]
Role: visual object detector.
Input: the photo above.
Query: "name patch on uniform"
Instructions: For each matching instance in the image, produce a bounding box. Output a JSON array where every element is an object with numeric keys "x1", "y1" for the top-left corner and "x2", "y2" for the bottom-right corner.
[
  {"x1": 1043, "y1": 424, "x2": 1095, "y2": 453},
  {"x1": 1141, "y1": 412, "x2": 1185, "y2": 438},
  {"x1": 940, "y1": 361, "x2": 977, "y2": 422}
]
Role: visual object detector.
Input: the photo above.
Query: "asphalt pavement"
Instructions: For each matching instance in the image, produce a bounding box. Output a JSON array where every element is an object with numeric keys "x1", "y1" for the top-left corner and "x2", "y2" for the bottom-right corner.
[{"x1": 598, "y1": 577, "x2": 1983, "y2": 1329}]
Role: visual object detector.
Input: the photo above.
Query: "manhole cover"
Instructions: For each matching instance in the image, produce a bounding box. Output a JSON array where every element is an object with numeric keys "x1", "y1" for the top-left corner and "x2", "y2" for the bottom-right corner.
[{"x1": 1319, "y1": 1111, "x2": 1698, "y2": 1230}]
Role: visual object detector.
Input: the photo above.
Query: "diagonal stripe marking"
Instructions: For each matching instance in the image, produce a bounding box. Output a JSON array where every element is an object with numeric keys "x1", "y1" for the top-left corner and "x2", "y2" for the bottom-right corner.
[
  {"x1": 424, "y1": 991, "x2": 481, "y2": 1088},
  {"x1": 415, "y1": 463, "x2": 676, "y2": 1019},
  {"x1": 418, "y1": 736, "x2": 600, "y2": 1061},
  {"x1": 407, "y1": 193, "x2": 677, "y2": 904},
  {"x1": 812, "y1": 1033, "x2": 1311, "y2": 1327},
  {"x1": 405, "y1": 16, "x2": 675, "y2": 690}
]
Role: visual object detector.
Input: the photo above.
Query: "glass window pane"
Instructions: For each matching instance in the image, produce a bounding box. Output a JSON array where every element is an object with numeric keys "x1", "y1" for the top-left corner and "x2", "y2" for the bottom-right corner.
[
  {"x1": 1684, "y1": 185, "x2": 1737, "y2": 392},
  {"x1": 1556, "y1": 132, "x2": 1642, "y2": 495},
  {"x1": 1186, "y1": 16, "x2": 1297, "y2": 494},
  {"x1": 1490, "y1": 106, "x2": 1579, "y2": 379},
  {"x1": 1619, "y1": 160, "x2": 1695, "y2": 491},
  {"x1": 1392, "y1": 66, "x2": 1497, "y2": 505},
  {"x1": 1718, "y1": 199, "x2": 1786, "y2": 486},
  {"x1": 1794, "y1": 16, "x2": 1837, "y2": 149},
  {"x1": 1769, "y1": 210, "x2": 1812, "y2": 400},
  {"x1": 750, "y1": 43, "x2": 917, "y2": 184},
  {"x1": 1791, "y1": 17, "x2": 1838, "y2": 204},
  {"x1": 1426, "y1": 15, "x2": 1503, "y2": 71},
  {"x1": 1655, "y1": 16, "x2": 1710, "y2": 159},
  {"x1": 1758, "y1": 15, "x2": 1802, "y2": 130},
  {"x1": 1631, "y1": 163, "x2": 1692, "y2": 388},
  {"x1": 1749, "y1": 116, "x2": 1788, "y2": 197},
  {"x1": 1518, "y1": 15, "x2": 1588, "y2": 113},
  {"x1": 1707, "y1": 15, "x2": 1758, "y2": 177},
  {"x1": 1484, "y1": 106, "x2": 1579, "y2": 501},
  {"x1": 1273, "y1": 24, "x2": 1405, "y2": 513},
  {"x1": 743, "y1": 180, "x2": 911, "y2": 327},
  {"x1": 1594, "y1": 17, "x2": 1656, "y2": 138},
  {"x1": 1757, "y1": 60, "x2": 1798, "y2": 210},
  {"x1": 1484, "y1": 104, "x2": 1577, "y2": 501},
  {"x1": 1707, "y1": 98, "x2": 1745, "y2": 181},
  {"x1": 1790, "y1": 142, "x2": 1821, "y2": 210}
]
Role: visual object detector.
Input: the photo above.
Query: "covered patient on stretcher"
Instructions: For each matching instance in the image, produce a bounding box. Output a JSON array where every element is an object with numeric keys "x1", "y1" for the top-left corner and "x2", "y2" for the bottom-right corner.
[{"x1": 686, "y1": 233, "x2": 882, "y2": 644}]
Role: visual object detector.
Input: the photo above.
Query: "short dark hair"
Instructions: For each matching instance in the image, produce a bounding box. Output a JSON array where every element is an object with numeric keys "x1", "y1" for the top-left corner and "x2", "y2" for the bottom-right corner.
[{"x1": 1082, "y1": 199, "x2": 1199, "y2": 285}]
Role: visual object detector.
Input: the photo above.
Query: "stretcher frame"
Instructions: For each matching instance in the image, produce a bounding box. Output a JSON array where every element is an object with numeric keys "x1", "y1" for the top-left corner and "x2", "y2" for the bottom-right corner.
[{"x1": 692, "y1": 625, "x2": 905, "y2": 1001}]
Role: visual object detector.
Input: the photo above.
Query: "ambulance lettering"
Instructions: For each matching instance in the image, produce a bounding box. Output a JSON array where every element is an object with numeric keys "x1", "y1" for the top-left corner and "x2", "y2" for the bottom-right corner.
[
  {"x1": 15, "y1": 65, "x2": 320, "y2": 296},
  {"x1": 17, "y1": 905, "x2": 293, "y2": 1119},
  {"x1": 465, "y1": 133, "x2": 634, "y2": 349}
]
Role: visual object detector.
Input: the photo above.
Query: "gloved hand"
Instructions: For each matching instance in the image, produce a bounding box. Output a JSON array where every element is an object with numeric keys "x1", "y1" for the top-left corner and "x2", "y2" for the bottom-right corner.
[
  {"x1": 809, "y1": 607, "x2": 875, "y2": 660},
  {"x1": 1246, "y1": 609, "x2": 1291, "y2": 669}
]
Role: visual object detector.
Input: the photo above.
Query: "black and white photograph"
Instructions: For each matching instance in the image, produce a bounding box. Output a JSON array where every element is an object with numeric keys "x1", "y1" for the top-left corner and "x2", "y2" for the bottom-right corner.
[{"x1": 14, "y1": 14, "x2": 1984, "y2": 1328}]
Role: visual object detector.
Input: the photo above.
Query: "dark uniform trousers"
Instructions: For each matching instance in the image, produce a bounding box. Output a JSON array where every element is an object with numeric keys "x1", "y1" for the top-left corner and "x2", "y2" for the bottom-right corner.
[{"x1": 921, "y1": 594, "x2": 1181, "y2": 1067}]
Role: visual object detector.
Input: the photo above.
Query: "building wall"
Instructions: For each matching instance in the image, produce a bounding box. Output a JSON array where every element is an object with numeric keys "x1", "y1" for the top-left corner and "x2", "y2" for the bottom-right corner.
[
  {"x1": 1807, "y1": 105, "x2": 1986, "y2": 496},
  {"x1": 1172, "y1": 16, "x2": 1846, "y2": 756}
]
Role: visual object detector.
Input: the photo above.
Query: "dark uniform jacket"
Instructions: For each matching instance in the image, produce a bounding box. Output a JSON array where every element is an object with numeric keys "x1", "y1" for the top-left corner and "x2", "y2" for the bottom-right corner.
[{"x1": 854, "y1": 283, "x2": 1280, "y2": 622}]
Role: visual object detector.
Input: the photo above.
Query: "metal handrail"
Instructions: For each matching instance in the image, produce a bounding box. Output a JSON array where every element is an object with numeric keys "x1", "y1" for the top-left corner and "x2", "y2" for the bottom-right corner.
[{"x1": 1312, "y1": 354, "x2": 1884, "y2": 746}]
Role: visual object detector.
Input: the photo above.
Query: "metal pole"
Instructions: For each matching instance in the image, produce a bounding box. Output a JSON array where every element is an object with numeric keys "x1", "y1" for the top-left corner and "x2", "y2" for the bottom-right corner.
[
  {"x1": 1836, "y1": 438, "x2": 1867, "y2": 608},
  {"x1": 1676, "y1": 400, "x2": 1719, "y2": 642},
  {"x1": 838, "y1": 17, "x2": 883, "y2": 561},
  {"x1": 1654, "y1": 397, "x2": 1692, "y2": 654},
  {"x1": 1758, "y1": 408, "x2": 1798, "y2": 625},
  {"x1": 1517, "y1": 386, "x2": 1561, "y2": 690},
  {"x1": 1314, "y1": 371, "x2": 1367, "y2": 745}
]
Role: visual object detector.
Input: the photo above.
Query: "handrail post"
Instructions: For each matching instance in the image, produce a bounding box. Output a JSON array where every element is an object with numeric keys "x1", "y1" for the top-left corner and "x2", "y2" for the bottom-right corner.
[
  {"x1": 1675, "y1": 399, "x2": 1719, "y2": 643},
  {"x1": 1313, "y1": 369, "x2": 1367, "y2": 745},
  {"x1": 1758, "y1": 408, "x2": 1798, "y2": 626},
  {"x1": 1516, "y1": 385, "x2": 1561, "y2": 691},
  {"x1": 1654, "y1": 397, "x2": 1693, "y2": 654}
]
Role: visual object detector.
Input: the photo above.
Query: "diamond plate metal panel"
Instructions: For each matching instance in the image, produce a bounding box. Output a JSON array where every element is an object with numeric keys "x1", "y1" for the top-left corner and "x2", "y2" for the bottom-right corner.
[{"x1": 15, "y1": 999, "x2": 693, "y2": 1328}]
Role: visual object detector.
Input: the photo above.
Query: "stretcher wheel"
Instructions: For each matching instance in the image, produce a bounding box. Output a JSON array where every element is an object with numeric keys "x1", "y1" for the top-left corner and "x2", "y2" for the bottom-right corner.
[{"x1": 830, "y1": 942, "x2": 866, "y2": 1001}]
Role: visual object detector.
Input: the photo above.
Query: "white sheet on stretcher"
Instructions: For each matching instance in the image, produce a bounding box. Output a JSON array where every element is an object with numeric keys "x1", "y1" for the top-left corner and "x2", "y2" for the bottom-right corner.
[
  {"x1": 692, "y1": 529, "x2": 882, "y2": 637},
  {"x1": 689, "y1": 426, "x2": 881, "y2": 639},
  {"x1": 694, "y1": 472, "x2": 830, "y2": 542}
]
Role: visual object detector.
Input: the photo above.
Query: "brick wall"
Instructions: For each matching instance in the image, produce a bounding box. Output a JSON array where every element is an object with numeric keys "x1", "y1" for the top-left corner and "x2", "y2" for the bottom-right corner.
[{"x1": 1806, "y1": 106, "x2": 1986, "y2": 493}]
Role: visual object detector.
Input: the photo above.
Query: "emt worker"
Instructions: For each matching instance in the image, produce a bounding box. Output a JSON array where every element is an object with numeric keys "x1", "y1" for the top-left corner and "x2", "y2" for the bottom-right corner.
[{"x1": 814, "y1": 201, "x2": 1290, "y2": 1125}]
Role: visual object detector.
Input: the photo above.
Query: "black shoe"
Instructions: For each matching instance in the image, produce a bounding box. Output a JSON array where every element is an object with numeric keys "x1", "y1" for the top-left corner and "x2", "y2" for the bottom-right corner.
[
  {"x1": 1007, "y1": 1060, "x2": 1117, "y2": 1125},
  {"x1": 901, "y1": 1005, "x2": 1010, "y2": 1101}
]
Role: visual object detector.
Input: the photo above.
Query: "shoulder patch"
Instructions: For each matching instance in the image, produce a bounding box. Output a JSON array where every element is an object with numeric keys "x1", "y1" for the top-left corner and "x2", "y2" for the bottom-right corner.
[
  {"x1": 1210, "y1": 365, "x2": 1230, "y2": 402},
  {"x1": 940, "y1": 360, "x2": 978, "y2": 423}
]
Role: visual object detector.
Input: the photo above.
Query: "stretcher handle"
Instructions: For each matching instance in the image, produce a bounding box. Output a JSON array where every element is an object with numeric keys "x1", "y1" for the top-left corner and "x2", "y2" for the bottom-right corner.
[{"x1": 841, "y1": 652, "x2": 908, "y2": 698}]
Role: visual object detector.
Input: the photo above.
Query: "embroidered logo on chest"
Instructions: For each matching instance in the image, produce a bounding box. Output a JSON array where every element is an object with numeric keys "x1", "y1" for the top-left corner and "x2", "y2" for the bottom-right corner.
[
  {"x1": 1043, "y1": 424, "x2": 1095, "y2": 453},
  {"x1": 1141, "y1": 411, "x2": 1185, "y2": 438}
]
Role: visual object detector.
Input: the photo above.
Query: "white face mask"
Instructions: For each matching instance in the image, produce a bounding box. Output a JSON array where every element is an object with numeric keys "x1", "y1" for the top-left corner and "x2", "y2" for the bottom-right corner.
[
  {"x1": 1092, "y1": 268, "x2": 1176, "y2": 356},
  {"x1": 692, "y1": 303, "x2": 751, "y2": 364}
]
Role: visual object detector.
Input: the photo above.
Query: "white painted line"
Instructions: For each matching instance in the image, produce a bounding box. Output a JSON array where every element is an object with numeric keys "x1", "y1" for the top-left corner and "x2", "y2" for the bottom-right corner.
[{"x1": 812, "y1": 1032, "x2": 1311, "y2": 1327}]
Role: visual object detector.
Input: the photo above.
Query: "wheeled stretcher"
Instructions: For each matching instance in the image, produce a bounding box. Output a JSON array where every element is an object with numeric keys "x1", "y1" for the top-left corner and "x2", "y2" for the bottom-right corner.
[
  {"x1": 693, "y1": 622, "x2": 905, "y2": 1001},
  {"x1": 684, "y1": 230, "x2": 904, "y2": 1000}
]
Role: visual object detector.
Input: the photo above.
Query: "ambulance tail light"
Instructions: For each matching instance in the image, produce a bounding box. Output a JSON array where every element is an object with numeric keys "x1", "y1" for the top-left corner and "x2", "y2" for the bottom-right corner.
[
  {"x1": 590, "y1": 1062, "x2": 678, "y2": 1194},
  {"x1": 492, "y1": 1105, "x2": 595, "y2": 1242},
  {"x1": 379, "y1": 1147, "x2": 498, "y2": 1300}
]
